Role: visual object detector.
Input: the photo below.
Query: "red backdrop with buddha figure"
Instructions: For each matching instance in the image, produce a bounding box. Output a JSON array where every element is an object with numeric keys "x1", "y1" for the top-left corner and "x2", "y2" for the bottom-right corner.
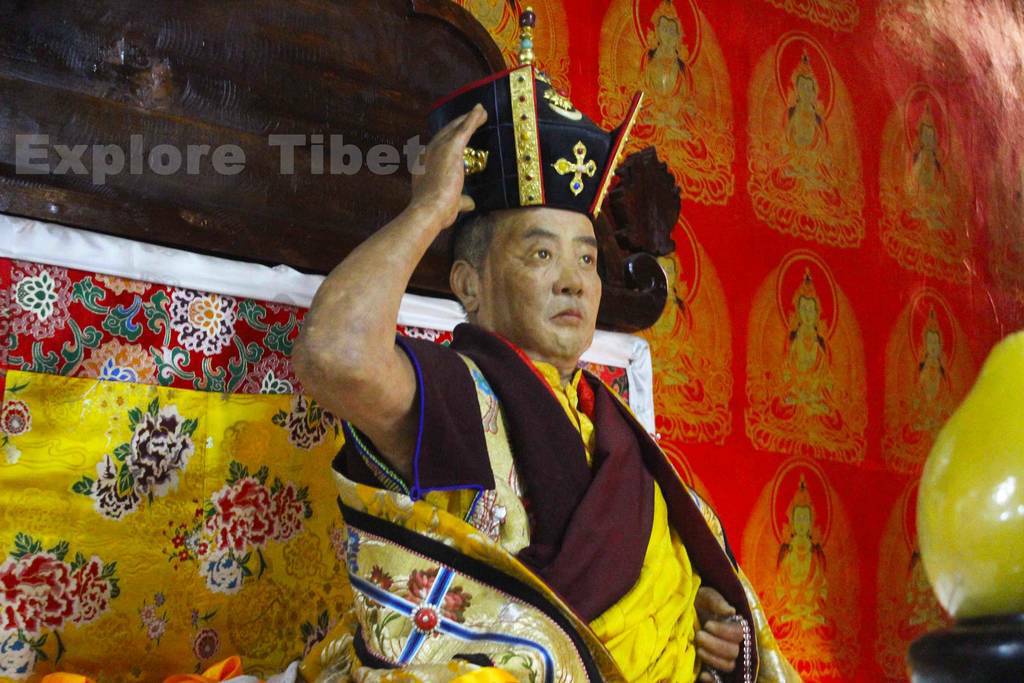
[{"x1": 457, "y1": 0, "x2": 1022, "y2": 680}]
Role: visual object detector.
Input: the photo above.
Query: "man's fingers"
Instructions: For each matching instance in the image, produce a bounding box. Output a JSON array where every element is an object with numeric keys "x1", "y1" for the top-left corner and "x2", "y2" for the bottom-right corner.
[
  {"x1": 707, "y1": 589, "x2": 736, "y2": 617},
  {"x1": 714, "y1": 597, "x2": 736, "y2": 617},
  {"x1": 695, "y1": 586, "x2": 736, "y2": 622},
  {"x1": 435, "y1": 110, "x2": 473, "y2": 139},
  {"x1": 434, "y1": 105, "x2": 484, "y2": 148},
  {"x1": 698, "y1": 673, "x2": 715, "y2": 683},
  {"x1": 696, "y1": 630, "x2": 740, "y2": 667},
  {"x1": 696, "y1": 630, "x2": 741, "y2": 659},
  {"x1": 697, "y1": 647, "x2": 737, "y2": 673},
  {"x1": 424, "y1": 112, "x2": 472, "y2": 156},
  {"x1": 422, "y1": 106, "x2": 487, "y2": 176},
  {"x1": 459, "y1": 104, "x2": 488, "y2": 135},
  {"x1": 452, "y1": 106, "x2": 488, "y2": 151},
  {"x1": 704, "y1": 619, "x2": 744, "y2": 643}
]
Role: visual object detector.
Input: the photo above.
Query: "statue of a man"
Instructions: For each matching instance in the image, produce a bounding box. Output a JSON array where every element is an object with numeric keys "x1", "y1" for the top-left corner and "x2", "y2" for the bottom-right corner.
[{"x1": 293, "y1": 29, "x2": 796, "y2": 682}]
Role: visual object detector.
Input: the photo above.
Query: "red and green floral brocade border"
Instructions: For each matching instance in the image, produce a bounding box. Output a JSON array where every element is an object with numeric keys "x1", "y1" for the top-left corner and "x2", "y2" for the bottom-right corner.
[{"x1": 0, "y1": 257, "x2": 627, "y2": 402}]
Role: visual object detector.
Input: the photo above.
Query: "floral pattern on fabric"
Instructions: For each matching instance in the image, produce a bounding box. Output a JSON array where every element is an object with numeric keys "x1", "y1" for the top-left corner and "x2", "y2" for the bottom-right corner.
[
  {"x1": 138, "y1": 593, "x2": 169, "y2": 645},
  {"x1": 1, "y1": 259, "x2": 630, "y2": 405},
  {"x1": 1, "y1": 382, "x2": 30, "y2": 466},
  {"x1": 396, "y1": 326, "x2": 453, "y2": 345},
  {"x1": 93, "y1": 275, "x2": 148, "y2": 296},
  {"x1": 166, "y1": 461, "x2": 312, "y2": 595},
  {"x1": 272, "y1": 395, "x2": 338, "y2": 450},
  {"x1": 1, "y1": 260, "x2": 301, "y2": 395},
  {"x1": 581, "y1": 362, "x2": 629, "y2": 402},
  {"x1": 169, "y1": 290, "x2": 237, "y2": 356},
  {"x1": 0, "y1": 369, "x2": 349, "y2": 680},
  {"x1": 10, "y1": 263, "x2": 71, "y2": 342},
  {"x1": 299, "y1": 610, "x2": 334, "y2": 658},
  {"x1": 192, "y1": 625, "x2": 220, "y2": 662},
  {"x1": 0, "y1": 401, "x2": 30, "y2": 438},
  {"x1": 78, "y1": 339, "x2": 157, "y2": 384},
  {"x1": 71, "y1": 398, "x2": 198, "y2": 519},
  {"x1": 240, "y1": 354, "x2": 298, "y2": 395},
  {"x1": 0, "y1": 534, "x2": 120, "y2": 680},
  {"x1": 405, "y1": 568, "x2": 473, "y2": 623}
]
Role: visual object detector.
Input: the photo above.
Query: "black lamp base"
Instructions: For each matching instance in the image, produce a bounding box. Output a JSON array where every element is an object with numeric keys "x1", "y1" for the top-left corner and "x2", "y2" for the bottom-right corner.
[{"x1": 908, "y1": 613, "x2": 1024, "y2": 682}]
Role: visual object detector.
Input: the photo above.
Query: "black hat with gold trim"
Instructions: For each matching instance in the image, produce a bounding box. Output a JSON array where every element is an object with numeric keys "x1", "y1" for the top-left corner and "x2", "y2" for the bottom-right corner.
[{"x1": 427, "y1": 6, "x2": 643, "y2": 221}]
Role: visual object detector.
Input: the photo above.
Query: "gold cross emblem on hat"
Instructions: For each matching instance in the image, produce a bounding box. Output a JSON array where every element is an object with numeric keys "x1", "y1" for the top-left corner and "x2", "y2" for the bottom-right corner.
[{"x1": 552, "y1": 141, "x2": 597, "y2": 196}]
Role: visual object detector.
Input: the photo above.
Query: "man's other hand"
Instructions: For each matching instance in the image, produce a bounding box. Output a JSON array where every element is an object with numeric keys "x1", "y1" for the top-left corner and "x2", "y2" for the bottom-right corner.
[{"x1": 695, "y1": 586, "x2": 744, "y2": 681}]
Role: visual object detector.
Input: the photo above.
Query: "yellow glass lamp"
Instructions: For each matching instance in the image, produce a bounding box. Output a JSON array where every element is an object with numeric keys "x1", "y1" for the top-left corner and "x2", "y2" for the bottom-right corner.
[{"x1": 918, "y1": 330, "x2": 1024, "y2": 618}]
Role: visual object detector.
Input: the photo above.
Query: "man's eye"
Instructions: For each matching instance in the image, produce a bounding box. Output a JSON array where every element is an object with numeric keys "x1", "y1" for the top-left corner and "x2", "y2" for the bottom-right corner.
[
  {"x1": 535, "y1": 249, "x2": 551, "y2": 260},
  {"x1": 581, "y1": 254, "x2": 595, "y2": 265}
]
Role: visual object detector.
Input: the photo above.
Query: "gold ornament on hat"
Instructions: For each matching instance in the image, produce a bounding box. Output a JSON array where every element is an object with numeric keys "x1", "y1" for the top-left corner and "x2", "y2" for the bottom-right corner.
[
  {"x1": 553, "y1": 141, "x2": 597, "y2": 196},
  {"x1": 462, "y1": 146, "x2": 489, "y2": 175},
  {"x1": 543, "y1": 88, "x2": 582, "y2": 120},
  {"x1": 518, "y1": 5, "x2": 536, "y2": 66},
  {"x1": 508, "y1": 8, "x2": 543, "y2": 205},
  {"x1": 510, "y1": 65, "x2": 542, "y2": 205}
]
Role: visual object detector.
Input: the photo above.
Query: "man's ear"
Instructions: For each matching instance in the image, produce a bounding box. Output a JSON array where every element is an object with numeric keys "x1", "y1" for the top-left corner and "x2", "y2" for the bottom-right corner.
[{"x1": 450, "y1": 260, "x2": 481, "y2": 316}]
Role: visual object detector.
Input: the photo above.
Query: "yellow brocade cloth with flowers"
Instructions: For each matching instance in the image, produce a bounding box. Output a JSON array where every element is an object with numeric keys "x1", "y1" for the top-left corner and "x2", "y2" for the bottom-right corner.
[
  {"x1": 534, "y1": 362, "x2": 702, "y2": 683},
  {"x1": 0, "y1": 369, "x2": 351, "y2": 682}
]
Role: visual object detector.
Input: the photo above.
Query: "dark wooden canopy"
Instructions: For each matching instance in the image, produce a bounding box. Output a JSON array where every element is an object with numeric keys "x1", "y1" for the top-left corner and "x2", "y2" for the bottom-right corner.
[{"x1": 0, "y1": 0, "x2": 672, "y2": 331}]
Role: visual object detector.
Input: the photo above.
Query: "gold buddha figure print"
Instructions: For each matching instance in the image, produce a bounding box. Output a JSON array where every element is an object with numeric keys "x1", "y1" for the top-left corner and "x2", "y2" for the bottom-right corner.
[
  {"x1": 880, "y1": 84, "x2": 973, "y2": 282},
  {"x1": 747, "y1": 32, "x2": 865, "y2": 247},
  {"x1": 742, "y1": 458, "x2": 859, "y2": 681},
  {"x1": 642, "y1": 219, "x2": 733, "y2": 445},
  {"x1": 599, "y1": 0, "x2": 735, "y2": 205},
  {"x1": 746, "y1": 250, "x2": 867, "y2": 464},
  {"x1": 775, "y1": 476, "x2": 829, "y2": 632},
  {"x1": 875, "y1": 480, "x2": 951, "y2": 678},
  {"x1": 882, "y1": 288, "x2": 975, "y2": 474}
]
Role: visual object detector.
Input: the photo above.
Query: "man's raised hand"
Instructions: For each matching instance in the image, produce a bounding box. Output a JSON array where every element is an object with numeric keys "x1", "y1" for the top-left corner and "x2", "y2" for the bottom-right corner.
[{"x1": 409, "y1": 103, "x2": 488, "y2": 232}]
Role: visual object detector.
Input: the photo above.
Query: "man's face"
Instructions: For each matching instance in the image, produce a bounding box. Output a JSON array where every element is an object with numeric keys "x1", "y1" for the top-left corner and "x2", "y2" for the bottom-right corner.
[{"x1": 474, "y1": 207, "x2": 601, "y2": 372}]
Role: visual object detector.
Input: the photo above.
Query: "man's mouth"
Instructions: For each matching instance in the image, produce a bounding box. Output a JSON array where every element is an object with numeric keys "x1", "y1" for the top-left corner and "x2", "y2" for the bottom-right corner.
[{"x1": 552, "y1": 309, "x2": 584, "y2": 323}]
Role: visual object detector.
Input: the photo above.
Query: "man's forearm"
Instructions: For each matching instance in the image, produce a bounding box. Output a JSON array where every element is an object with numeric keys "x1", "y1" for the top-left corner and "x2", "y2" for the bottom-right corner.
[
  {"x1": 292, "y1": 104, "x2": 485, "y2": 469},
  {"x1": 297, "y1": 201, "x2": 446, "y2": 377}
]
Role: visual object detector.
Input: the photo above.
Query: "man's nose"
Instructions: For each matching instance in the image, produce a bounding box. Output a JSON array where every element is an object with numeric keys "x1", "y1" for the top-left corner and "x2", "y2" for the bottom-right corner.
[{"x1": 555, "y1": 258, "x2": 585, "y2": 296}]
